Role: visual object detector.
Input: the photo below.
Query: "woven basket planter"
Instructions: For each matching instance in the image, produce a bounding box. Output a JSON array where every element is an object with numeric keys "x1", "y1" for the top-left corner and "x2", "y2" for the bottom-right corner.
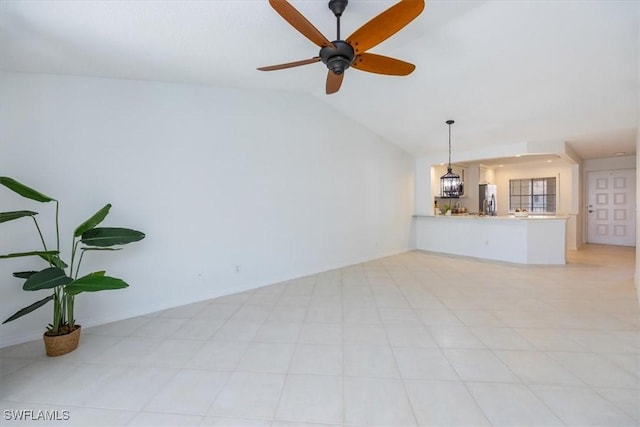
[{"x1": 43, "y1": 325, "x2": 81, "y2": 357}]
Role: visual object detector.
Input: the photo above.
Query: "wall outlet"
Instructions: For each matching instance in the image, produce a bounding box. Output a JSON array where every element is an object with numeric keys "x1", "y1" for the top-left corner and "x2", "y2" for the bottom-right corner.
[{"x1": 235, "y1": 265, "x2": 241, "y2": 273}]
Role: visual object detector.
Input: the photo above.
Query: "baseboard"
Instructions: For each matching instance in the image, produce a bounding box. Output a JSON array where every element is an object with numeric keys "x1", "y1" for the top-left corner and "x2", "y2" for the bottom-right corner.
[{"x1": 0, "y1": 246, "x2": 411, "y2": 348}]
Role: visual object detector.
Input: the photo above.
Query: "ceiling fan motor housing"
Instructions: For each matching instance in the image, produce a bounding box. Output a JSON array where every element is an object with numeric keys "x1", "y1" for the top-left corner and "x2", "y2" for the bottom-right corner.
[{"x1": 320, "y1": 40, "x2": 355, "y2": 75}]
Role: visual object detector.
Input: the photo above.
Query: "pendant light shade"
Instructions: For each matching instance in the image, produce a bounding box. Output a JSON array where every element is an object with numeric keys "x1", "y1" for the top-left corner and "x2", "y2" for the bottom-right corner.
[{"x1": 440, "y1": 120, "x2": 462, "y2": 198}]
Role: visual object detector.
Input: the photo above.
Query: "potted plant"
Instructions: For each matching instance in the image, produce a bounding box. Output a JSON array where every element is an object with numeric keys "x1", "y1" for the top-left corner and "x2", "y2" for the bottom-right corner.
[{"x1": 1, "y1": 177, "x2": 145, "y2": 356}]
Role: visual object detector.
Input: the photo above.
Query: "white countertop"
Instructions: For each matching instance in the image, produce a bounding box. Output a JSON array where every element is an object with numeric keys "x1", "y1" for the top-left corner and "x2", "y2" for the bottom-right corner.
[{"x1": 413, "y1": 214, "x2": 569, "y2": 220}]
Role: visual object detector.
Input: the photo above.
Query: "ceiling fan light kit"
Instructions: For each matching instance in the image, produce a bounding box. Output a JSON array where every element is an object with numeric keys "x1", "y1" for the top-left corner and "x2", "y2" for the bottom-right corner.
[{"x1": 258, "y1": 0, "x2": 425, "y2": 94}]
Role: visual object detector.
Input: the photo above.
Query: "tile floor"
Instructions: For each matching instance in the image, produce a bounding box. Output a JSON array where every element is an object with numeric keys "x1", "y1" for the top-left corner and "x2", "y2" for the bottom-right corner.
[{"x1": 1, "y1": 245, "x2": 638, "y2": 426}]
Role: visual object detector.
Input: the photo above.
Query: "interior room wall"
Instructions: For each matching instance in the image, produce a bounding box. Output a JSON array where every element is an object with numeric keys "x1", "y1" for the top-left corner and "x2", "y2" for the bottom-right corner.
[
  {"x1": 0, "y1": 72, "x2": 414, "y2": 347},
  {"x1": 430, "y1": 164, "x2": 473, "y2": 213},
  {"x1": 572, "y1": 163, "x2": 584, "y2": 248},
  {"x1": 494, "y1": 161, "x2": 578, "y2": 249},
  {"x1": 415, "y1": 159, "x2": 450, "y2": 215},
  {"x1": 634, "y1": 4, "x2": 640, "y2": 304},
  {"x1": 636, "y1": 121, "x2": 639, "y2": 305},
  {"x1": 414, "y1": 140, "x2": 568, "y2": 216},
  {"x1": 493, "y1": 163, "x2": 574, "y2": 217},
  {"x1": 583, "y1": 155, "x2": 636, "y2": 172}
]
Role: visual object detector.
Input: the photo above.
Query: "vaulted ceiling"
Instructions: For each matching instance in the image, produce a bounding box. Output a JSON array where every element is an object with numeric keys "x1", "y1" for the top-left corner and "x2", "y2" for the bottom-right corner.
[{"x1": 1, "y1": 0, "x2": 638, "y2": 160}]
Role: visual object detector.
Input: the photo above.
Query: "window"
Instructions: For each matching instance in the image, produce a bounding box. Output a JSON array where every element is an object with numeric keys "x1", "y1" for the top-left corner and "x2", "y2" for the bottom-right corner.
[{"x1": 509, "y1": 177, "x2": 556, "y2": 213}]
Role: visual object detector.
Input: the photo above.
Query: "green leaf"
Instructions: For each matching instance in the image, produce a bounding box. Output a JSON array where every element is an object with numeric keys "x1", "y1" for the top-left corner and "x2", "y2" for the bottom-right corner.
[
  {"x1": 81, "y1": 227, "x2": 145, "y2": 247},
  {"x1": 2, "y1": 294, "x2": 54, "y2": 324},
  {"x1": 65, "y1": 271, "x2": 129, "y2": 295},
  {"x1": 74, "y1": 204, "x2": 112, "y2": 237},
  {"x1": 13, "y1": 271, "x2": 37, "y2": 279},
  {"x1": 0, "y1": 210, "x2": 38, "y2": 223},
  {"x1": 0, "y1": 177, "x2": 55, "y2": 203},
  {"x1": 38, "y1": 253, "x2": 68, "y2": 268},
  {"x1": 23, "y1": 267, "x2": 72, "y2": 291},
  {"x1": 0, "y1": 250, "x2": 59, "y2": 260}
]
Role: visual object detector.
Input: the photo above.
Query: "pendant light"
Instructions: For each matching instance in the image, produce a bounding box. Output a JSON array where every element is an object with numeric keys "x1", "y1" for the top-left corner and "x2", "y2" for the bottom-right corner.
[{"x1": 440, "y1": 119, "x2": 462, "y2": 198}]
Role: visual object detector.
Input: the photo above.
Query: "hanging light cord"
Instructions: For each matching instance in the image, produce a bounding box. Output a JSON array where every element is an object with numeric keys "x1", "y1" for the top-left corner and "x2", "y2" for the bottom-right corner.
[
  {"x1": 448, "y1": 122, "x2": 452, "y2": 170},
  {"x1": 446, "y1": 119, "x2": 454, "y2": 171}
]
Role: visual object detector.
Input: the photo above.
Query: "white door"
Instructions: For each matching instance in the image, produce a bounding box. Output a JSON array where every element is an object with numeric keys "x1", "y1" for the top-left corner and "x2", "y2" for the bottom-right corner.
[{"x1": 587, "y1": 169, "x2": 636, "y2": 246}]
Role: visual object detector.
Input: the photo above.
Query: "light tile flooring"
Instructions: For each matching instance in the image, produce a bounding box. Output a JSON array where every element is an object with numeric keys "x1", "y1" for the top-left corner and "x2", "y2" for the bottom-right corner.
[{"x1": 1, "y1": 245, "x2": 639, "y2": 427}]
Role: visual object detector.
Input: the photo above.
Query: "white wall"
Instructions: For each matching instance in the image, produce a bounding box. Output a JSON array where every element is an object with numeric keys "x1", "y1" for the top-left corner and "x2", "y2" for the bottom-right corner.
[
  {"x1": 416, "y1": 153, "x2": 580, "y2": 249},
  {"x1": 414, "y1": 140, "x2": 571, "y2": 216},
  {"x1": 583, "y1": 155, "x2": 636, "y2": 172},
  {"x1": 636, "y1": 127, "x2": 639, "y2": 305},
  {"x1": 634, "y1": 3, "x2": 640, "y2": 303},
  {"x1": 636, "y1": 0, "x2": 639, "y2": 306},
  {"x1": 0, "y1": 72, "x2": 414, "y2": 346},
  {"x1": 494, "y1": 161, "x2": 578, "y2": 250}
]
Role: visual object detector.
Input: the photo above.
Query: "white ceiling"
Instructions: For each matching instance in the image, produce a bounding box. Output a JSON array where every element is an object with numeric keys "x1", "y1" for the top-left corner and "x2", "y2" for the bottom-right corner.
[{"x1": 1, "y1": 0, "x2": 638, "y2": 160}]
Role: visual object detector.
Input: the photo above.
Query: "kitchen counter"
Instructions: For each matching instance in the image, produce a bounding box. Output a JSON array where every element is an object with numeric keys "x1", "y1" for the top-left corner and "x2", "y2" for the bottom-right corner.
[
  {"x1": 416, "y1": 213, "x2": 569, "y2": 220},
  {"x1": 413, "y1": 214, "x2": 568, "y2": 264}
]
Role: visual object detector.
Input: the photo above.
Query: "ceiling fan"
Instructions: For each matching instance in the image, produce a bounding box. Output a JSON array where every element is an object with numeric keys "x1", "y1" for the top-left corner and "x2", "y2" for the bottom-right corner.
[{"x1": 258, "y1": 0, "x2": 425, "y2": 95}]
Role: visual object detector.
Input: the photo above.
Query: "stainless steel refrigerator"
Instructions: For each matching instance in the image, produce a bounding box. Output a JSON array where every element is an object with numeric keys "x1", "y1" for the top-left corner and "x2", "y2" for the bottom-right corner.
[{"x1": 479, "y1": 184, "x2": 497, "y2": 216}]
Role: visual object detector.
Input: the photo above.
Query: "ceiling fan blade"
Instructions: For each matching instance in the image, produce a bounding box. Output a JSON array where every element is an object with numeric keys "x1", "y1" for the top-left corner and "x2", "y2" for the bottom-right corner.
[
  {"x1": 257, "y1": 57, "x2": 321, "y2": 71},
  {"x1": 326, "y1": 71, "x2": 344, "y2": 95},
  {"x1": 269, "y1": 0, "x2": 334, "y2": 48},
  {"x1": 346, "y1": 0, "x2": 425, "y2": 54},
  {"x1": 351, "y1": 53, "x2": 415, "y2": 76}
]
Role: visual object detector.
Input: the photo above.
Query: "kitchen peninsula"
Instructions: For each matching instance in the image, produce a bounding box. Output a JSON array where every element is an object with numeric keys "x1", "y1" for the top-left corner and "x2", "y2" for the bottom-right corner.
[{"x1": 413, "y1": 214, "x2": 569, "y2": 265}]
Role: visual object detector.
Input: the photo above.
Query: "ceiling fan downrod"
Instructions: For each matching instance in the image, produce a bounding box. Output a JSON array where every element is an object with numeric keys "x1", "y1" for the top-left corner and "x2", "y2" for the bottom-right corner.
[
  {"x1": 328, "y1": 0, "x2": 348, "y2": 40},
  {"x1": 323, "y1": 0, "x2": 353, "y2": 75}
]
